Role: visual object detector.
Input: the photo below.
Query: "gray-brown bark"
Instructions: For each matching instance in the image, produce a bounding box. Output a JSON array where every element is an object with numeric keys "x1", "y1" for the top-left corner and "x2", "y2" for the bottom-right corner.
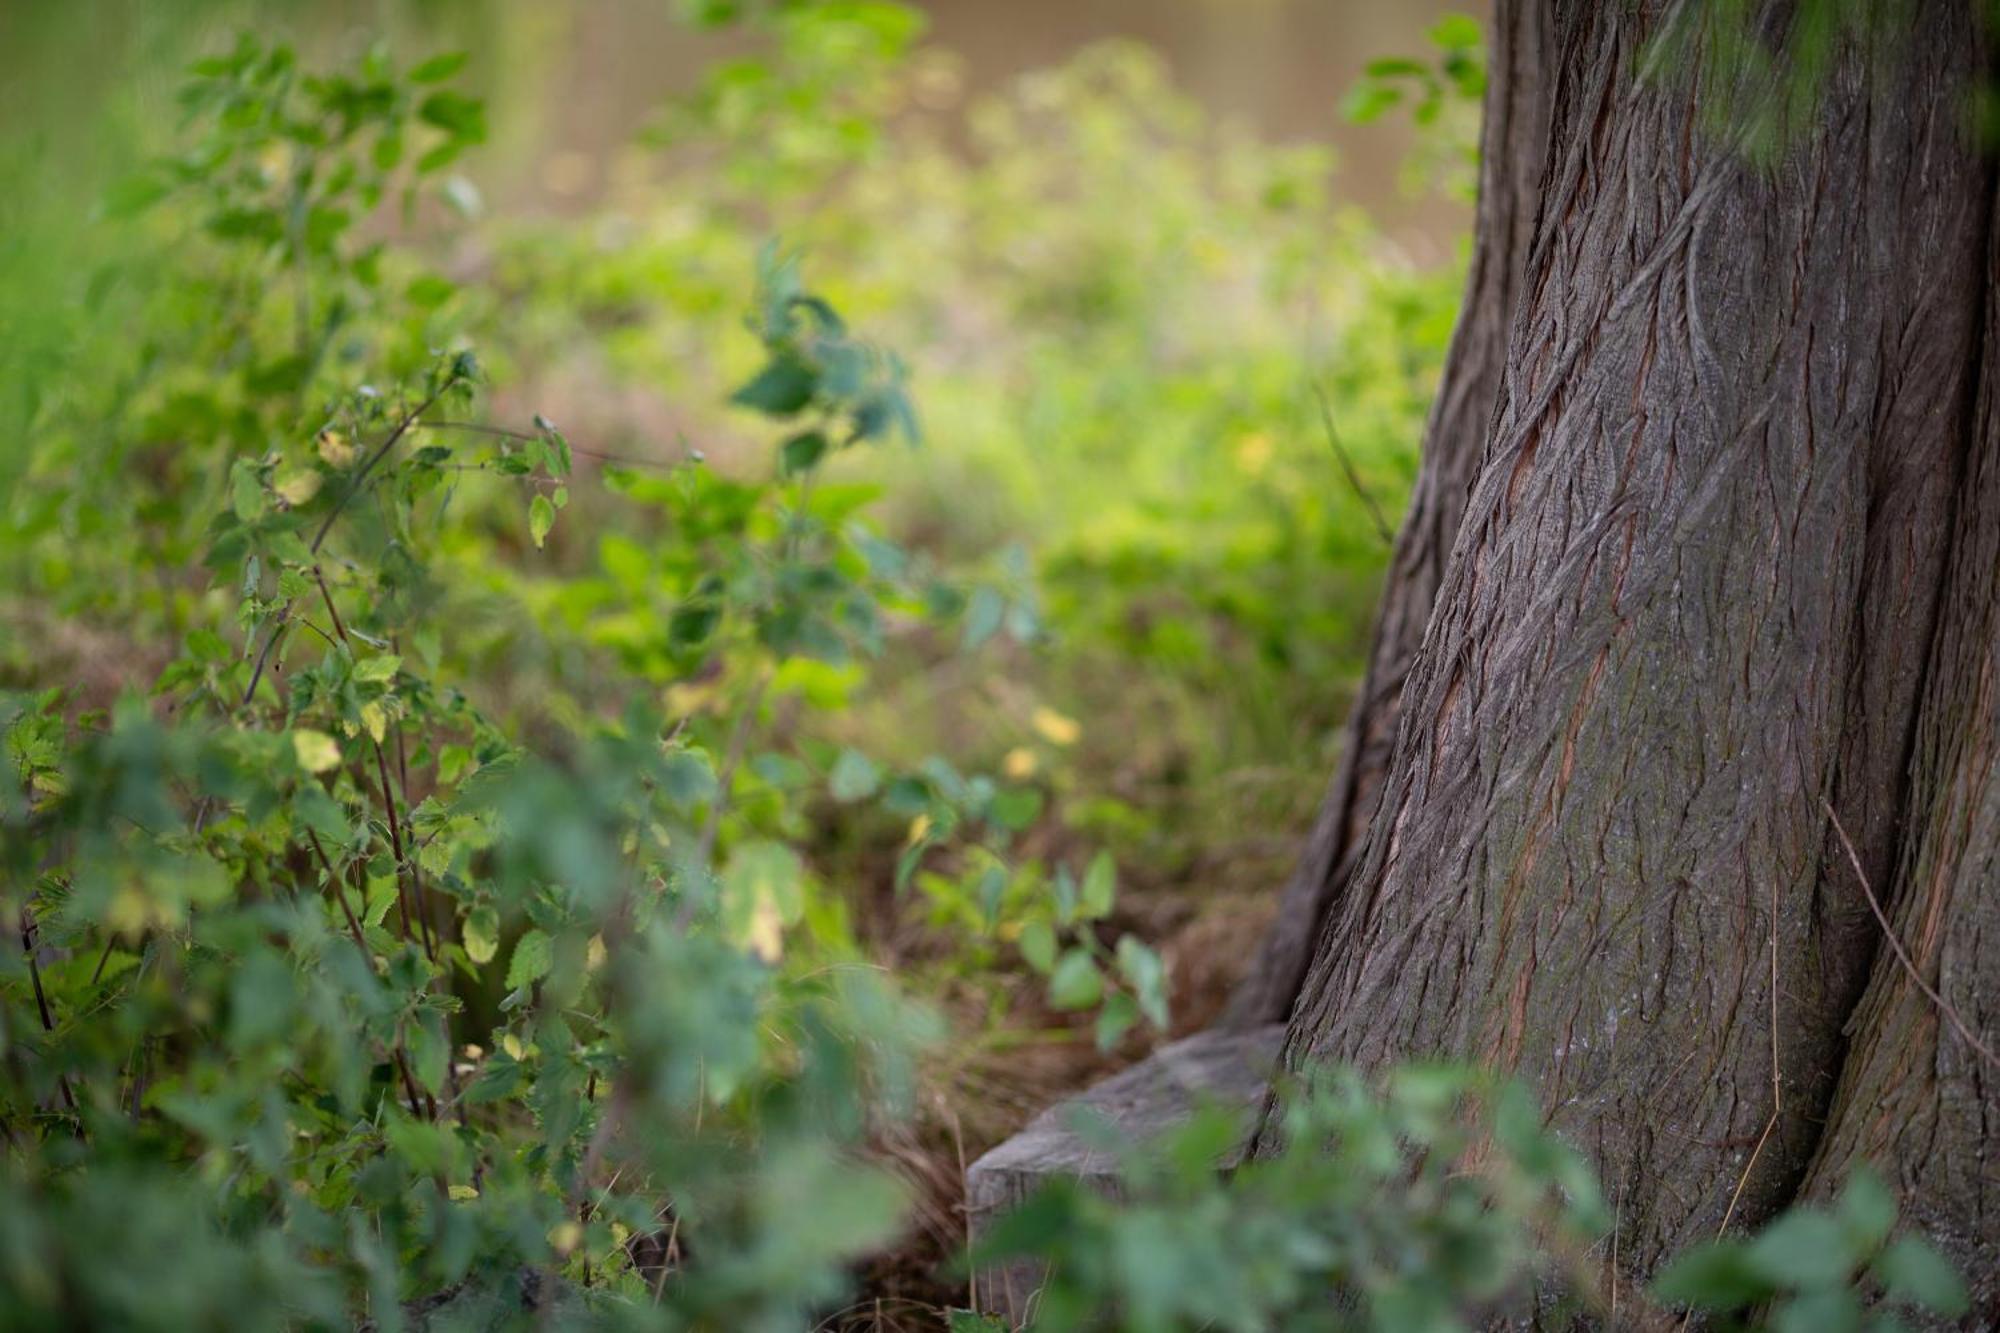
[
  {"x1": 1227, "y1": 0, "x2": 1556, "y2": 1026},
  {"x1": 1273, "y1": 0, "x2": 1994, "y2": 1279},
  {"x1": 1802, "y1": 167, "x2": 2000, "y2": 1306}
]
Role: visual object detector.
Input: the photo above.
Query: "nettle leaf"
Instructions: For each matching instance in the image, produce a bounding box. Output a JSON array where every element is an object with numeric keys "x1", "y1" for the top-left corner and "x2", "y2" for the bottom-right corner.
[
  {"x1": 352, "y1": 654, "x2": 401, "y2": 684},
  {"x1": 506, "y1": 928, "x2": 553, "y2": 990},
  {"x1": 292, "y1": 729, "x2": 343, "y2": 774},
  {"x1": 528, "y1": 494, "x2": 555, "y2": 549},
  {"x1": 463, "y1": 906, "x2": 500, "y2": 965},
  {"x1": 780, "y1": 430, "x2": 829, "y2": 475},
  {"x1": 730, "y1": 352, "x2": 818, "y2": 416},
  {"x1": 661, "y1": 748, "x2": 719, "y2": 809}
]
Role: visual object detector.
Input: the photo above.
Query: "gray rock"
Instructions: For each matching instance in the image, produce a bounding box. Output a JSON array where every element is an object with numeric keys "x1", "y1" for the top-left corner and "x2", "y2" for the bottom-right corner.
[{"x1": 964, "y1": 1024, "x2": 1284, "y2": 1325}]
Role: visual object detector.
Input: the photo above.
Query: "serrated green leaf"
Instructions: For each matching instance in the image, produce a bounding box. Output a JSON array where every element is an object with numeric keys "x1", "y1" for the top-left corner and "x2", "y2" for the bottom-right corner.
[
  {"x1": 506, "y1": 929, "x2": 553, "y2": 990},
  {"x1": 730, "y1": 353, "x2": 817, "y2": 416}
]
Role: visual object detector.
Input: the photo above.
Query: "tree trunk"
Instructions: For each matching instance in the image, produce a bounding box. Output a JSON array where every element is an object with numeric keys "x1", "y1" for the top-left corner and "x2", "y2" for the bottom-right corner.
[
  {"x1": 1271, "y1": 0, "x2": 1998, "y2": 1286},
  {"x1": 1802, "y1": 170, "x2": 2000, "y2": 1305},
  {"x1": 1228, "y1": 0, "x2": 1556, "y2": 1026}
]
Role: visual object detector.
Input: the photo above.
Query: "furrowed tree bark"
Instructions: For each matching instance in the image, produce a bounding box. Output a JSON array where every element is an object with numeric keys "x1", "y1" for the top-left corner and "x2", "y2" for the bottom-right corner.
[
  {"x1": 1803, "y1": 170, "x2": 2000, "y2": 1304},
  {"x1": 1271, "y1": 0, "x2": 1993, "y2": 1279},
  {"x1": 1227, "y1": 0, "x2": 1556, "y2": 1026}
]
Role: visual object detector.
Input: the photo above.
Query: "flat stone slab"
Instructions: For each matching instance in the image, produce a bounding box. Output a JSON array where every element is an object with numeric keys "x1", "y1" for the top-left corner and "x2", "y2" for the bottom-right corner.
[{"x1": 965, "y1": 1024, "x2": 1285, "y2": 1324}]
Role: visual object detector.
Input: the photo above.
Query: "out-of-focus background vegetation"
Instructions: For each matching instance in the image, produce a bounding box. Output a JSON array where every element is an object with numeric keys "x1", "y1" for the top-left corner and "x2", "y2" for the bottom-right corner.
[{"x1": 4, "y1": 0, "x2": 1477, "y2": 1030}]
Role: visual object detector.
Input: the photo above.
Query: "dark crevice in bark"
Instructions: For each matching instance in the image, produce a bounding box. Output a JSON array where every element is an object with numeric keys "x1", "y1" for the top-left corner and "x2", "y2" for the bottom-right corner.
[
  {"x1": 1784, "y1": 140, "x2": 2000, "y2": 1213},
  {"x1": 1800, "y1": 146, "x2": 2000, "y2": 1316}
]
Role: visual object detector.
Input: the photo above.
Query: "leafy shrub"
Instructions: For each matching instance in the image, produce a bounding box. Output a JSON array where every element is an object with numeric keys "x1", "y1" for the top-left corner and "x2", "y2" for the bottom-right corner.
[
  {"x1": 0, "y1": 34, "x2": 1165, "y2": 1330},
  {"x1": 965, "y1": 1071, "x2": 1967, "y2": 1333},
  {"x1": 969, "y1": 1066, "x2": 1608, "y2": 1332}
]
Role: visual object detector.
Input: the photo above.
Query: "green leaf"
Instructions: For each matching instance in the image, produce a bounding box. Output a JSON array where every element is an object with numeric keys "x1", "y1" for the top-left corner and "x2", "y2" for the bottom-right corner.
[
  {"x1": 352, "y1": 654, "x2": 401, "y2": 684},
  {"x1": 961, "y1": 586, "x2": 1004, "y2": 650},
  {"x1": 463, "y1": 907, "x2": 499, "y2": 965},
  {"x1": 506, "y1": 929, "x2": 553, "y2": 990},
  {"x1": 1080, "y1": 851, "x2": 1116, "y2": 920},
  {"x1": 1875, "y1": 1236, "x2": 1969, "y2": 1315},
  {"x1": 1772, "y1": 1287, "x2": 1861, "y2": 1333},
  {"x1": 661, "y1": 749, "x2": 719, "y2": 809},
  {"x1": 529, "y1": 494, "x2": 555, "y2": 549},
  {"x1": 292, "y1": 729, "x2": 343, "y2": 774},
  {"x1": 1747, "y1": 1210, "x2": 1854, "y2": 1289},
  {"x1": 1652, "y1": 1240, "x2": 1772, "y2": 1310},
  {"x1": 1430, "y1": 13, "x2": 1483, "y2": 48},
  {"x1": 418, "y1": 90, "x2": 486, "y2": 142},
  {"x1": 730, "y1": 353, "x2": 818, "y2": 416},
  {"x1": 987, "y1": 786, "x2": 1043, "y2": 832},
  {"x1": 1094, "y1": 992, "x2": 1138, "y2": 1050},
  {"x1": 1048, "y1": 948, "x2": 1102, "y2": 1010},
  {"x1": 409, "y1": 51, "x2": 469, "y2": 83},
  {"x1": 828, "y1": 748, "x2": 881, "y2": 802},
  {"x1": 1019, "y1": 919, "x2": 1057, "y2": 973},
  {"x1": 1835, "y1": 1167, "x2": 1897, "y2": 1252},
  {"x1": 780, "y1": 430, "x2": 829, "y2": 475}
]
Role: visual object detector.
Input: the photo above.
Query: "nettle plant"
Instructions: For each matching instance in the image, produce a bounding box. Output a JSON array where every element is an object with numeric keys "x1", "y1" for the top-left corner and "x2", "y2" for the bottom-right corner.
[
  {"x1": 533, "y1": 245, "x2": 1171, "y2": 1048},
  {"x1": 1, "y1": 35, "x2": 1165, "y2": 1332}
]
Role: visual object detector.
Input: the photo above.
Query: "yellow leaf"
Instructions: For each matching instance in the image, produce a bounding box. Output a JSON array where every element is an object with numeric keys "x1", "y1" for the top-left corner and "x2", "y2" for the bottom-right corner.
[
  {"x1": 360, "y1": 701, "x2": 388, "y2": 744},
  {"x1": 586, "y1": 934, "x2": 607, "y2": 971},
  {"x1": 463, "y1": 913, "x2": 498, "y2": 965},
  {"x1": 548, "y1": 1220, "x2": 583, "y2": 1256},
  {"x1": 1031, "y1": 707, "x2": 1081, "y2": 746},
  {"x1": 273, "y1": 467, "x2": 323, "y2": 506},
  {"x1": 907, "y1": 813, "x2": 932, "y2": 846},
  {"x1": 292, "y1": 729, "x2": 343, "y2": 774},
  {"x1": 1232, "y1": 431, "x2": 1273, "y2": 477},
  {"x1": 745, "y1": 896, "x2": 784, "y2": 964},
  {"x1": 448, "y1": 1184, "x2": 479, "y2": 1201},
  {"x1": 501, "y1": 1033, "x2": 525, "y2": 1061},
  {"x1": 1002, "y1": 746, "x2": 1038, "y2": 780},
  {"x1": 317, "y1": 429, "x2": 355, "y2": 467},
  {"x1": 664, "y1": 682, "x2": 716, "y2": 718}
]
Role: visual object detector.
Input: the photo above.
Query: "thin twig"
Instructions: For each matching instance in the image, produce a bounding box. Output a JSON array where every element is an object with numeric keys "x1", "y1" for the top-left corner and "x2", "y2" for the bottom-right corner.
[
  {"x1": 19, "y1": 913, "x2": 81, "y2": 1127},
  {"x1": 422, "y1": 420, "x2": 691, "y2": 473},
  {"x1": 241, "y1": 379, "x2": 454, "y2": 707},
  {"x1": 1311, "y1": 378, "x2": 1396, "y2": 546},
  {"x1": 1824, "y1": 801, "x2": 2000, "y2": 1071}
]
